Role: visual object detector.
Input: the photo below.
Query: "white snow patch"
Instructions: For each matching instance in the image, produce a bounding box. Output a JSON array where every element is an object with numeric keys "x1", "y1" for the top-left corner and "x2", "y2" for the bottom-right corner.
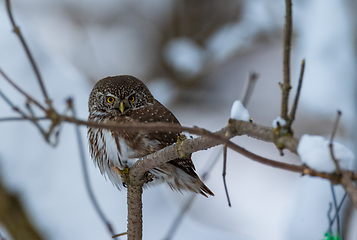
[
  {"x1": 230, "y1": 100, "x2": 250, "y2": 121},
  {"x1": 272, "y1": 116, "x2": 287, "y2": 128},
  {"x1": 297, "y1": 134, "x2": 355, "y2": 173},
  {"x1": 164, "y1": 37, "x2": 206, "y2": 78}
]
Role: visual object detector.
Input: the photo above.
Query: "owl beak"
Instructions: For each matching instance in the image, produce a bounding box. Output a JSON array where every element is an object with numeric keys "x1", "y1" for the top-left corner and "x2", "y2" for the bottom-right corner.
[{"x1": 119, "y1": 101, "x2": 125, "y2": 113}]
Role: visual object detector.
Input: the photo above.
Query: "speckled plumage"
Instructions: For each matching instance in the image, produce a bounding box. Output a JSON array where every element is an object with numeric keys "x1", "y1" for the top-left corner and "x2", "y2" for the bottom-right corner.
[{"x1": 87, "y1": 75, "x2": 213, "y2": 197}]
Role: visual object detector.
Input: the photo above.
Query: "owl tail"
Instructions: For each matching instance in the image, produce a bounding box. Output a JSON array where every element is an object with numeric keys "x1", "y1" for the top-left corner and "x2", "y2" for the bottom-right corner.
[
  {"x1": 197, "y1": 179, "x2": 214, "y2": 197},
  {"x1": 166, "y1": 159, "x2": 214, "y2": 197},
  {"x1": 175, "y1": 172, "x2": 214, "y2": 197}
]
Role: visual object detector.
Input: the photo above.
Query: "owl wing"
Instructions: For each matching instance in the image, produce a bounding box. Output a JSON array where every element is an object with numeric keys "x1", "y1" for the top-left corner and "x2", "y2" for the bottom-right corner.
[
  {"x1": 130, "y1": 99, "x2": 196, "y2": 172},
  {"x1": 130, "y1": 99, "x2": 213, "y2": 196}
]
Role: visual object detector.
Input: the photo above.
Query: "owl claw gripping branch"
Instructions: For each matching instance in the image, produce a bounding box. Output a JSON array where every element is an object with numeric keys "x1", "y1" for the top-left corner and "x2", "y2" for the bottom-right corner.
[{"x1": 87, "y1": 75, "x2": 214, "y2": 197}]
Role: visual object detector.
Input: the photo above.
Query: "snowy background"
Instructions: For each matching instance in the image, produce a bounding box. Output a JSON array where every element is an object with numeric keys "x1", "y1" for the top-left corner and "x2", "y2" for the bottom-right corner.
[{"x1": 0, "y1": 0, "x2": 356, "y2": 239}]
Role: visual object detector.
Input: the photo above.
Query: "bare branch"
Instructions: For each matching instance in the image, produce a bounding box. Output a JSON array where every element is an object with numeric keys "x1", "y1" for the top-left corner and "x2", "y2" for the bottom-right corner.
[
  {"x1": 242, "y1": 72, "x2": 259, "y2": 107},
  {"x1": 330, "y1": 110, "x2": 342, "y2": 143},
  {"x1": 0, "y1": 117, "x2": 47, "y2": 122},
  {"x1": 341, "y1": 172, "x2": 357, "y2": 209},
  {"x1": 281, "y1": 0, "x2": 293, "y2": 120},
  {"x1": 126, "y1": 184, "x2": 143, "y2": 240},
  {"x1": 329, "y1": 111, "x2": 342, "y2": 174},
  {"x1": 25, "y1": 101, "x2": 49, "y2": 141},
  {"x1": 0, "y1": 89, "x2": 29, "y2": 119},
  {"x1": 64, "y1": 116, "x2": 298, "y2": 154},
  {"x1": 62, "y1": 117, "x2": 303, "y2": 178},
  {"x1": 327, "y1": 202, "x2": 333, "y2": 235},
  {"x1": 61, "y1": 116, "x2": 305, "y2": 181},
  {"x1": 21, "y1": 114, "x2": 352, "y2": 185},
  {"x1": 330, "y1": 193, "x2": 347, "y2": 229},
  {"x1": 0, "y1": 89, "x2": 50, "y2": 140},
  {"x1": 5, "y1": 0, "x2": 51, "y2": 107},
  {"x1": 222, "y1": 145, "x2": 231, "y2": 207},
  {"x1": 287, "y1": 59, "x2": 305, "y2": 129},
  {"x1": 0, "y1": 67, "x2": 46, "y2": 111},
  {"x1": 330, "y1": 184, "x2": 341, "y2": 237},
  {"x1": 129, "y1": 125, "x2": 304, "y2": 185},
  {"x1": 112, "y1": 232, "x2": 127, "y2": 238}
]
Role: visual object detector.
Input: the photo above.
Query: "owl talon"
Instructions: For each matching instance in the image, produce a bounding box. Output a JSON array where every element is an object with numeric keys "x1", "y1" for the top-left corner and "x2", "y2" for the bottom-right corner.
[
  {"x1": 176, "y1": 133, "x2": 187, "y2": 144},
  {"x1": 112, "y1": 166, "x2": 130, "y2": 186}
]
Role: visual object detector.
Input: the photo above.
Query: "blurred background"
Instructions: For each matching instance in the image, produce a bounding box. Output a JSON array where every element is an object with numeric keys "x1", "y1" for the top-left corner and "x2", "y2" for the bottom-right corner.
[{"x1": 0, "y1": 0, "x2": 356, "y2": 239}]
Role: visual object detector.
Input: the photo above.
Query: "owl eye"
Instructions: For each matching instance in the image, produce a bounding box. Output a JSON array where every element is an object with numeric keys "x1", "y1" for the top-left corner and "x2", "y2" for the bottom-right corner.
[
  {"x1": 106, "y1": 96, "x2": 115, "y2": 103},
  {"x1": 128, "y1": 95, "x2": 135, "y2": 102}
]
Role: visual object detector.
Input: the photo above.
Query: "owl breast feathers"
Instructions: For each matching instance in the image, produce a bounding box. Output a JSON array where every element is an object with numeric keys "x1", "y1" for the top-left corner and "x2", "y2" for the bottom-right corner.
[{"x1": 87, "y1": 75, "x2": 213, "y2": 197}]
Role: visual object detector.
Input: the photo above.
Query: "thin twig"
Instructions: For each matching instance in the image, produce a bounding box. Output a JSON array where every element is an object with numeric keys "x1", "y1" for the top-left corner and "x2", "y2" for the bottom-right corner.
[
  {"x1": 163, "y1": 147, "x2": 222, "y2": 240},
  {"x1": 242, "y1": 72, "x2": 259, "y2": 107},
  {"x1": 281, "y1": 0, "x2": 293, "y2": 120},
  {"x1": 0, "y1": 88, "x2": 53, "y2": 144},
  {"x1": 222, "y1": 145, "x2": 231, "y2": 207},
  {"x1": 69, "y1": 99, "x2": 117, "y2": 238},
  {"x1": 0, "y1": 67, "x2": 46, "y2": 111},
  {"x1": 287, "y1": 59, "x2": 305, "y2": 129},
  {"x1": 329, "y1": 110, "x2": 342, "y2": 174},
  {"x1": 0, "y1": 89, "x2": 29, "y2": 119},
  {"x1": 330, "y1": 184, "x2": 341, "y2": 238},
  {"x1": 5, "y1": 0, "x2": 51, "y2": 107},
  {"x1": 0, "y1": 117, "x2": 47, "y2": 122},
  {"x1": 221, "y1": 72, "x2": 258, "y2": 208},
  {"x1": 25, "y1": 100, "x2": 48, "y2": 141},
  {"x1": 327, "y1": 202, "x2": 333, "y2": 234},
  {"x1": 330, "y1": 193, "x2": 347, "y2": 234},
  {"x1": 112, "y1": 232, "x2": 127, "y2": 238},
  {"x1": 330, "y1": 110, "x2": 342, "y2": 143}
]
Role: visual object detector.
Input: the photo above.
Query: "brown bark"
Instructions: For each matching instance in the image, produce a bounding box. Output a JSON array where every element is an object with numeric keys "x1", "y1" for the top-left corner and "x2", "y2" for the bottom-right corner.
[{"x1": 127, "y1": 184, "x2": 143, "y2": 240}]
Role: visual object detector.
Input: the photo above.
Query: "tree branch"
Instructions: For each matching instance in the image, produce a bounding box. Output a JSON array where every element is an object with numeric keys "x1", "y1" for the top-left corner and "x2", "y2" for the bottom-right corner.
[
  {"x1": 341, "y1": 172, "x2": 357, "y2": 209},
  {"x1": 242, "y1": 72, "x2": 259, "y2": 107},
  {"x1": 281, "y1": 0, "x2": 293, "y2": 120},
  {"x1": 126, "y1": 184, "x2": 143, "y2": 240},
  {"x1": 287, "y1": 59, "x2": 305, "y2": 129},
  {"x1": 5, "y1": 0, "x2": 51, "y2": 107},
  {"x1": 0, "y1": 67, "x2": 46, "y2": 111}
]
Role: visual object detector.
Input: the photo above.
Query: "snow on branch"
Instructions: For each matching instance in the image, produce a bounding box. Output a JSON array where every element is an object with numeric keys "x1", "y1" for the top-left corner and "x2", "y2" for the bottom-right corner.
[
  {"x1": 298, "y1": 134, "x2": 355, "y2": 173},
  {"x1": 230, "y1": 100, "x2": 250, "y2": 122}
]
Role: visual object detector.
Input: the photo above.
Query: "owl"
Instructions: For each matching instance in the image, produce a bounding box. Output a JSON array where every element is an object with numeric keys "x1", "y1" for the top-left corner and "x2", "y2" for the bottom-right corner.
[{"x1": 87, "y1": 75, "x2": 213, "y2": 197}]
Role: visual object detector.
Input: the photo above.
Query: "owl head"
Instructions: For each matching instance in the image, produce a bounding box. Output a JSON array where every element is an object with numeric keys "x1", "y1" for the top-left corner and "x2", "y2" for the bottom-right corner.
[{"x1": 88, "y1": 75, "x2": 154, "y2": 117}]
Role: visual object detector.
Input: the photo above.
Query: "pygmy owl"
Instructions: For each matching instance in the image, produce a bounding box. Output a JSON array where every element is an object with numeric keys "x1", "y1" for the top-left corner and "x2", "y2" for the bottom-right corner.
[{"x1": 87, "y1": 75, "x2": 213, "y2": 197}]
